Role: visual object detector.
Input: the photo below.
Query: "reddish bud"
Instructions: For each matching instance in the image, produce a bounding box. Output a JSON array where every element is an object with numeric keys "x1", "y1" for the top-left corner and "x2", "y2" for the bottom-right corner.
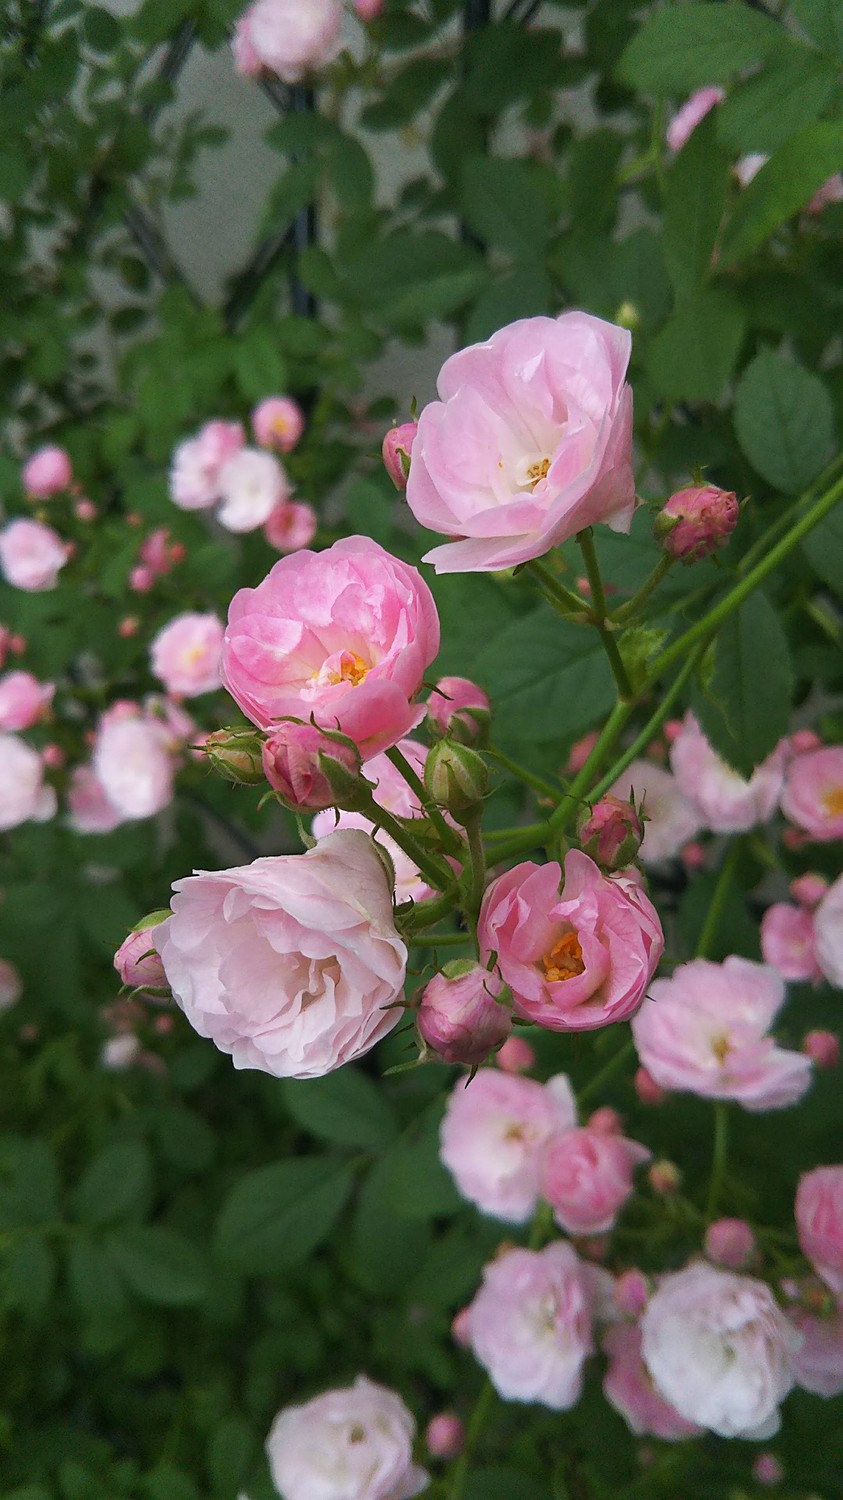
[
  {"x1": 565, "y1": 730, "x2": 598, "y2": 775},
  {"x1": 634, "y1": 1067, "x2": 666, "y2": 1106},
  {"x1": 129, "y1": 564, "x2": 154, "y2": 593},
  {"x1": 704, "y1": 1217, "x2": 756, "y2": 1269},
  {"x1": 496, "y1": 1035, "x2": 536, "y2": 1074},
  {"x1": 578, "y1": 793, "x2": 643, "y2": 871},
  {"x1": 119, "y1": 616, "x2": 140, "y2": 638},
  {"x1": 425, "y1": 1412, "x2": 464, "y2": 1461},
  {"x1": 427, "y1": 675, "x2": 490, "y2": 746},
  {"x1": 42, "y1": 743, "x2": 65, "y2": 770},
  {"x1": 9, "y1": 634, "x2": 26, "y2": 656},
  {"x1": 802, "y1": 1030, "x2": 840, "y2": 1069},
  {"x1": 613, "y1": 1268, "x2": 649, "y2": 1317},
  {"x1": 262, "y1": 721, "x2": 362, "y2": 811},
  {"x1": 382, "y1": 421, "x2": 418, "y2": 489},
  {"x1": 752, "y1": 1454, "x2": 784, "y2": 1488},
  {"x1": 114, "y1": 915, "x2": 170, "y2": 991},
  {"x1": 74, "y1": 498, "x2": 97, "y2": 522},
  {"x1": 417, "y1": 960, "x2": 511, "y2": 1066},
  {"x1": 790, "y1": 729, "x2": 822, "y2": 754},
  {"x1": 451, "y1": 1306, "x2": 472, "y2": 1347},
  {"x1": 790, "y1": 873, "x2": 829, "y2": 909},
  {"x1": 681, "y1": 840, "x2": 707, "y2": 871},
  {"x1": 655, "y1": 484, "x2": 739, "y2": 562},
  {"x1": 588, "y1": 1106, "x2": 623, "y2": 1135}
]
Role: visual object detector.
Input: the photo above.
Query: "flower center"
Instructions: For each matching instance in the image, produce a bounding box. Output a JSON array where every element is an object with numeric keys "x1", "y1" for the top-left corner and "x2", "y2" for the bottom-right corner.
[
  {"x1": 527, "y1": 457, "x2": 551, "y2": 485},
  {"x1": 312, "y1": 649, "x2": 370, "y2": 690},
  {"x1": 822, "y1": 785, "x2": 843, "y2": 818},
  {"x1": 712, "y1": 1033, "x2": 731, "y2": 1064},
  {"x1": 542, "y1": 931, "x2": 585, "y2": 983}
]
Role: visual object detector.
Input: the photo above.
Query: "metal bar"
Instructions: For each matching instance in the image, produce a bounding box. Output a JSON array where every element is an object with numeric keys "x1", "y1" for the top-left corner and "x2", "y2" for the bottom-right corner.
[
  {"x1": 142, "y1": 18, "x2": 199, "y2": 126},
  {"x1": 464, "y1": 0, "x2": 492, "y2": 28}
]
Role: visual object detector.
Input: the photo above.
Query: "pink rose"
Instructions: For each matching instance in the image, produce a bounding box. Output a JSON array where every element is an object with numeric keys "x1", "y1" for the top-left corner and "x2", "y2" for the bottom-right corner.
[
  {"x1": 806, "y1": 173, "x2": 843, "y2": 215},
  {"x1": 665, "y1": 86, "x2": 725, "y2": 154},
  {"x1": 150, "y1": 612, "x2": 224, "y2": 698},
  {"x1": 0, "y1": 959, "x2": 22, "y2": 1014},
  {"x1": 656, "y1": 483, "x2": 739, "y2": 561},
  {"x1": 114, "y1": 925, "x2": 169, "y2": 991},
  {"x1": 760, "y1": 902, "x2": 821, "y2": 983},
  {"x1": 232, "y1": 13, "x2": 261, "y2": 74},
  {"x1": 93, "y1": 711, "x2": 175, "y2": 821},
  {"x1": 0, "y1": 733, "x2": 57, "y2": 830},
  {"x1": 577, "y1": 793, "x2": 643, "y2": 871},
  {"x1": 611, "y1": 759, "x2": 701, "y2": 864},
  {"x1": 704, "y1": 1218, "x2": 756, "y2": 1270},
  {"x1": 263, "y1": 500, "x2": 318, "y2": 553},
  {"x1": 252, "y1": 395, "x2": 304, "y2": 452},
  {"x1": 439, "y1": 1068, "x2": 576, "y2": 1222},
  {"x1": 217, "y1": 447, "x2": 289, "y2": 533},
  {"x1": 781, "y1": 746, "x2": 843, "y2": 842},
  {"x1": 467, "y1": 1242, "x2": 594, "y2": 1408},
  {"x1": 266, "y1": 1376, "x2": 428, "y2": 1500},
  {"x1": 382, "y1": 421, "x2": 418, "y2": 490},
  {"x1": 153, "y1": 829, "x2": 407, "y2": 1080},
  {"x1": 603, "y1": 1321, "x2": 703, "y2": 1440},
  {"x1": 426, "y1": 675, "x2": 490, "y2": 745},
  {"x1": 263, "y1": 721, "x2": 361, "y2": 810},
  {"x1": 406, "y1": 311, "x2": 635, "y2": 573},
  {"x1": 66, "y1": 764, "x2": 125, "y2": 834},
  {"x1": 670, "y1": 712, "x2": 787, "y2": 832},
  {"x1": 22, "y1": 445, "x2": 73, "y2": 498},
  {"x1": 238, "y1": 0, "x2": 344, "y2": 84},
  {"x1": 796, "y1": 1167, "x2": 843, "y2": 1295},
  {"x1": 169, "y1": 421, "x2": 245, "y2": 510},
  {"x1": 221, "y1": 536, "x2": 440, "y2": 759},
  {"x1": 791, "y1": 871, "x2": 828, "y2": 908},
  {"x1": 0, "y1": 671, "x2": 54, "y2": 731},
  {"x1": 789, "y1": 1300, "x2": 843, "y2": 1397},
  {"x1": 632, "y1": 956, "x2": 812, "y2": 1111},
  {"x1": 495, "y1": 1034, "x2": 536, "y2": 1074},
  {"x1": 0, "y1": 518, "x2": 68, "y2": 591},
  {"x1": 541, "y1": 1125, "x2": 650, "y2": 1236},
  {"x1": 417, "y1": 960, "x2": 511, "y2": 1066},
  {"x1": 478, "y1": 850, "x2": 663, "y2": 1033},
  {"x1": 640, "y1": 1263, "x2": 797, "y2": 1438},
  {"x1": 815, "y1": 874, "x2": 843, "y2": 988}
]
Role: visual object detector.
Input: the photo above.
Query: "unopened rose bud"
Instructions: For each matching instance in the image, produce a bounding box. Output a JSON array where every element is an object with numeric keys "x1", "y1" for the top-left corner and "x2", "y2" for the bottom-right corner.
[
  {"x1": 790, "y1": 873, "x2": 828, "y2": 909},
  {"x1": 262, "y1": 721, "x2": 361, "y2": 812},
  {"x1": 417, "y1": 960, "x2": 511, "y2": 1066},
  {"x1": 22, "y1": 445, "x2": 73, "y2": 499},
  {"x1": 424, "y1": 740, "x2": 488, "y2": 820},
  {"x1": 119, "y1": 616, "x2": 140, "y2": 638},
  {"x1": 451, "y1": 1306, "x2": 472, "y2": 1347},
  {"x1": 129, "y1": 564, "x2": 154, "y2": 593},
  {"x1": 204, "y1": 727, "x2": 266, "y2": 785},
  {"x1": 588, "y1": 1106, "x2": 623, "y2": 1134},
  {"x1": 496, "y1": 1035, "x2": 536, "y2": 1074},
  {"x1": 566, "y1": 730, "x2": 598, "y2": 775},
  {"x1": 74, "y1": 498, "x2": 97, "y2": 522},
  {"x1": 655, "y1": 484, "x2": 739, "y2": 562},
  {"x1": 790, "y1": 728, "x2": 822, "y2": 754},
  {"x1": 382, "y1": 421, "x2": 418, "y2": 490},
  {"x1": 42, "y1": 743, "x2": 65, "y2": 770},
  {"x1": 427, "y1": 675, "x2": 490, "y2": 746},
  {"x1": 802, "y1": 1029, "x2": 840, "y2": 1069},
  {"x1": 613, "y1": 1268, "x2": 649, "y2": 1317},
  {"x1": 704, "y1": 1217, "x2": 756, "y2": 1269},
  {"x1": 578, "y1": 793, "x2": 643, "y2": 871},
  {"x1": 753, "y1": 1453, "x2": 784, "y2": 1488},
  {"x1": 9, "y1": 634, "x2": 26, "y2": 656},
  {"x1": 425, "y1": 1412, "x2": 464, "y2": 1460},
  {"x1": 681, "y1": 840, "x2": 707, "y2": 871},
  {"x1": 648, "y1": 1159, "x2": 681, "y2": 1196},
  {"x1": 114, "y1": 913, "x2": 170, "y2": 991},
  {"x1": 634, "y1": 1067, "x2": 666, "y2": 1106}
]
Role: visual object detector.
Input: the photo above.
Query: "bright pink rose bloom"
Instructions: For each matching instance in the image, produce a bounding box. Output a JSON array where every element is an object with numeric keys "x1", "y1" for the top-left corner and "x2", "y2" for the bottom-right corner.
[
  {"x1": 760, "y1": 902, "x2": 821, "y2": 983},
  {"x1": 815, "y1": 874, "x2": 843, "y2": 989},
  {"x1": 263, "y1": 721, "x2": 360, "y2": 810},
  {"x1": 467, "y1": 1242, "x2": 594, "y2": 1408},
  {"x1": 478, "y1": 850, "x2": 663, "y2": 1033},
  {"x1": 541, "y1": 1125, "x2": 650, "y2": 1236},
  {"x1": 0, "y1": 733, "x2": 56, "y2": 830},
  {"x1": 603, "y1": 1321, "x2": 703, "y2": 1440},
  {"x1": 806, "y1": 172, "x2": 843, "y2": 215},
  {"x1": 424, "y1": 1412, "x2": 463, "y2": 1460},
  {"x1": 705, "y1": 1218, "x2": 756, "y2": 1270},
  {"x1": 496, "y1": 1034, "x2": 536, "y2": 1074},
  {"x1": 0, "y1": 518, "x2": 68, "y2": 592},
  {"x1": 221, "y1": 536, "x2": 440, "y2": 759},
  {"x1": 0, "y1": 959, "x2": 22, "y2": 1014},
  {"x1": 216, "y1": 447, "x2": 289, "y2": 533},
  {"x1": 796, "y1": 1167, "x2": 843, "y2": 1295},
  {"x1": 0, "y1": 671, "x2": 54, "y2": 731},
  {"x1": 114, "y1": 926, "x2": 169, "y2": 990},
  {"x1": 66, "y1": 765, "x2": 124, "y2": 834},
  {"x1": 266, "y1": 1376, "x2": 429, "y2": 1500},
  {"x1": 417, "y1": 961, "x2": 511, "y2": 1066},
  {"x1": 439, "y1": 1068, "x2": 576, "y2": 1223},
  {"x1": 237, "y1": 0, "x2": 344, "y2": 84},
  {"x1": 640, "y1": 1263, "x2": 797, "y2": 1439},
  {"x1": 781, "y1": 746, "x2": 843, "y2": 842},
  {"x1": 632, "y1": 956, "x2": 812, "y2": 1111},
  {"x1": 169, "y1": 421, "x2": 245, "y2": 510},
  {"x1": 150, "y1": 612, "x2": 224, "y2": 698},
  {"x1": 665, "y1": 86, "x2": 725, "y2": 153},
  {"x1": 263, "y1": 500, "x2": 318, "y2": 553},
  {"x1": 406, "y1": 311, "x2": 635, "y2": 573},
  {"x1": 426, "y1": 675, "x2": 490, "y2": 744},
  {"x1": 669, "y1": 712, "x2": 787, "y2": 832},
  {"x1": 252, "y1": 395, "x2": 304, "y2": 453},
  {"x1": 382, "y1": 421, "x2": 418, "y2": 490},
  {"x1": 657, "y1": 483, "x2": 739, "y2": 561},
  {"x1": 153, "y1": 829, "x2": 407, "y2": 1080},
  {"x1": 22, "y1": 445, "x2": 73, "y2": 498},
  {"x1": 789, "y1": 1301, "x2": 843, "y2": 1397},
  {"x1": 93, "y1": 712, "x2": 175, "y2": 821},
  {"x1": 803, "y1": 1029, "x2": 840, "y2": 1069}
]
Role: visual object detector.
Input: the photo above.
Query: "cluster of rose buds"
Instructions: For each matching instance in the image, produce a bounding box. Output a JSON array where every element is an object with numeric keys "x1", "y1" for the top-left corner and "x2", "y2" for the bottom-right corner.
[{"x1": 129, "y1": 526, "x2": 186, "y2": 594}]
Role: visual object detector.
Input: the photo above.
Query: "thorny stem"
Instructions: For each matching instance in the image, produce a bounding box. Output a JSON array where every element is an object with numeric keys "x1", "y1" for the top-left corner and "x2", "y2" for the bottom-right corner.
[{"x1": 385, "y1": 744, "x2": 463, "y2": 856}]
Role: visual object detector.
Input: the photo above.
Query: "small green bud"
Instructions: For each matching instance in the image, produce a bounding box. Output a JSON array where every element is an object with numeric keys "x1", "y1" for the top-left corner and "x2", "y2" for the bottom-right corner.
[
  {"x1": 424, "y1": 740, "x2": 488, "y2": 821},
  {"x1": 204, "y1": 727, "x2": 265, "y2": 785}
]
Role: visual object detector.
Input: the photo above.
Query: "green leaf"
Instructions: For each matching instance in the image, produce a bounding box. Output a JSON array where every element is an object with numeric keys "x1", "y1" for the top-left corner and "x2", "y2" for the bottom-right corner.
[
  {"x1": 1, "y1": 1234, "x2": 54, "y2": 1317},
  {"x1": 67, "y1": 1239, "x2": 128, "y2": 1323},
  {"x1": 458, "y1": 156, "x2": 550, "y2": 258},
  {"x1": 282, "y1": 1070, "x2": 398, "y2": 1152},
  {"x1": 341, "y1": 232, "x2": 486, "y2": 326},
  {"x1": 71, "y1": 1140, "x2": 152, "y2": 1226},
  {"x1": 348, "y1": 1154, "x2": 432, "y2": 1297},
  {"x1": 207, "y1": 1418, "x2": 253, "y2": 1497},
  {"x1": 107, "y1": 1226, "x2": 208, "y2": 1307},
  {"x1": 662, "y1": 112, "x2": 730, "y2": 300},
  {"x1": 618, "y1": 2, "x2": 783, "y2": 90},
  {"x1": 790, "y1": 0, "x2": 843, "y2": 58},
  {"x1": 719, "y1": 121, "x2": 843, "y2": 265},
  {"x1": 470, "y1": 610, "x2": 615, "y2": 743},
  {"x1": 83, "y1": 6, "x2": 122, "y2": 51},
  {"x1": 734, "y1": 350, "x2": 836, "y2": 493},
  {"x1": 716, "y1": 48, "x2": 837, "y2": 154},
  {"x1": 214, "y1": 1158, "x2": 353, "y2": 1275},
  {"x1": 232, "y1": 327, "x2": 288, "y2": 404},
  {"x1": 802, "y1": 498, "x2": 843, "y2": 590},
  {"x1": 462, "y1": 24, "x2": 564, "y2": 115},
  {"x1": 463, "y1": 266, "x2": 554, "y2": 343},
  {"x1": 696, "y1": 590, "x2": 793, "y2": 775},
  {"x1": 131, "y1": 0, "x2": 195, "y2": 45},
  {"x1": 648, "y1": 288, "x2": 746, "y2": 402},
  {"x1": 0, "y1": 1138, "x2": 58, "y2": 1227}
]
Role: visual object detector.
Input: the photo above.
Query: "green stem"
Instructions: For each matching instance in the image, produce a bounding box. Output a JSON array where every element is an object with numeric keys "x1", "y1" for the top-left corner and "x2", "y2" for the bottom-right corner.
[
  {"x1": 401, "y1": 891, "x2": 457, "y2": 935},
  {"x1": 523, "y1": 558, "x2": 590, "y2": 617},
  {"x1": 547, "y1": 700, "x2": 634, "y2": 837},
  {"x1": 361, "y1": 795, "x2": 455, "y2": 894},
  {"x1": 462, "y1": 810, "x2": 487, "y2": 936},
  {"x1": 578, "y1": 528, "x2": 634, "y2": 699},
  {"x1": 447, "y1": 1380, "x2": 496, "y2": 1500},
  {"x1": 577, "y1": 1037, "x2": 636, "y2": 1109},
  {"x1": 385, "y1": 745, "x2": 463, "y2": 856},
  {"x1": 586, "y1": 643, "x2": 708, "y2": 804},
  {"x1": 486, "y1": 745, "x2": 561, "y2": 801},
  {"x1": 611, "y1": 554, "x2": 674, "y2": 623},
  {"x1": 695, "y1": 839, "x2": 742, "y2": 961},
  {"x1": 706, "y1": 1102, "x2": 729, "y2": 1221}
]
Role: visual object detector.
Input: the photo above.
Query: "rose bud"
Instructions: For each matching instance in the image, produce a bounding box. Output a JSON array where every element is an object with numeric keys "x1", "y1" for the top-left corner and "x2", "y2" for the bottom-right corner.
[
  {"x1": 417, "y1": 959, "x2": 511, "y2": 1066},
  {"x1": 634, "y1": 1066, "x2": 666, "y2": 1106},
  {"x1": 114, "y1": 912, "x2": 171, "y2": 991},
  {"x1": 424, "y1": 740, "x2": 488, "y2": 820},
  {"x1": 654, "y1": 484, "x2": 739, "y2": 562},
  {"x1": 753, "y1": 1454, "x2": 784, "y2": 1488},
  {"x1": 613, "y1": 1268, "x2": 649, "y2": 1317},
  {"x1": 802, "y1": 1030, "x2": 840, "y2": 1070},
  {"x1": 425, "y1": 1412, "x2": 464, "y2": 1460},
  {"x1": 203, "y1": 727, "x2": 266, "y2": 785},
  {"x1": 427, "y1": 675, "x2": 491, "y2": 747},
  {"x1": 262, "y1": 721, "x2": 362, "y2": 812},
  {"x1": 648, "y1": 1159, "x2": 681, "y2": 1196},
  {"x1": 790, "y1": 873, "x2": 829, "y2": 909},
  {"x1": 704, "y1": 1217, "x2": 756, "y2": 1270},
  {"x1": 496, "y1": 1035, "x2": 536, "y2": 1074},
  {"x1": 577, "y1": 793, "x2": 643, "y2": 871},
  {"x1": 382, "y1": 421, "x2": 418, "y2": 490},
  {"x1": 22, "y1": 445, "x2": 73, "y2": 499}
]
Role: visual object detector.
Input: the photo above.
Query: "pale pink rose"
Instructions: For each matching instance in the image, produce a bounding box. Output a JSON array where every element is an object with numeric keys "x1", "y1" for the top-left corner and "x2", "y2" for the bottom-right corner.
[
  {"x1": 417, "y1": 961, "x2": 511, "y2": 1066},
  {"x1": 93, "y1": 712, "x2": 175, "y2": 821},
  {"x1": 313, "y1": 808, "x2": 430, "y2": 905},
  {"x1": 815, "y1": 874, "x2": 843, "y2": 989},
  {"x1": 406, "y1": 312, "x2": 635, "y2": 573},
  {"x1": 100, "y1": 1033, "x2": 141, "y2": 1071},
  {"x1": 467, "y1": 1242, "x2": 594, "y2": 1408},
  {"x1": 232, "y1": 12, "x2": 262, "y2": 74},
  {"x1": 478, "y1": 851, "x2": 663, "y2": 1033},
  {"x1": 238, "y1": 0, "x2": 344, "y2": 84},
  {"x1": 439, "y1": 1068, "x2": 576, "y2": 1223},
  {"x1": 669, "y1": 712, "x2": 787, "y2": 832},
  {"x1": 266, "y1": 1376, "x2": 428, "y2": 1500},
  {"x1": 612, "y1": 760, "x2": 701, "y2": 864},
  {"x1": 0, "y1": 518, "x2": 68, "y2": 591},
  {"x1": 22, "y1": 445, "x2": 73, "y2": 498},
  {"x1": 252, "y1": 396, "x2": 304, "y2": 452},
  {"x1": 705, "y1": 1218, "x2": 756, "y2": 1270},
  {"x1": 263, "y1": 500, "x2": 317, "y2": 553},
  {"x1": 0, "y1": 959, "x2": 22, "y2": 1014},
  {"x1": 631, "y1": 956, "x2": 812, "y2": 1111},
  {"x1": 150, "y1": 612, "x2": 224, "y2": 698},
  {"x1": 169, "y1": 420, "x2": 245, "y2": 510},
  {"x1": 806, "y1": 173, "x2": 843, "y2": 215},
  {"x1": 114, "y1": 925, "x2": 169, "y2": 990},
  {"x1": 426, "y1": 675, "x2": 490, "y2": 744},
  {"x1": 0, "y1": 671, "x2": 54, "y2": 731},
  {"x1": 382, "y1": 422, "x2": 418, "y2": 490},
  {"x1": 541, "y1": 1125, "x2": 651, "y2": 1236},
  {"x1": 789, "y1": 1301, "x2": 843, "y2": 1396},
  {"x1": 665, "y1": 86, "x2": 725, "y2": 154},
  {"x1": 760, "y1": 902, "x2": 821, "y2": 983},
  {"x1": 0, "y1": 733, "x2": 56, "y2": 830},
  {"x1": 640, "y1": 1263, "x2": 797, "y2": 1438},
  {"x1": 217, "y1": 447, "x2": 289, "y2": 533},
  {"x1": 796, "y1": 1167, "x2": 843, "y2": 1295},
  {"x1": 66, "y1": 765, "x2": 125, "y2": 834},
  {"x1": 603, "y1": 1321, "x2": 703, "y2": 1440},
  {"x1": 781, "y1": 746, "x2": 843, "y2": 841},
  {"x1": 221, "y1": 537, "x2": 440, "y2": 759},
  {"x1": 153, "y1": 829, "x2": 407, "y2": 1080},
  {"x1": 735, "y1": 153, "x2": 769, "y2": 187}
]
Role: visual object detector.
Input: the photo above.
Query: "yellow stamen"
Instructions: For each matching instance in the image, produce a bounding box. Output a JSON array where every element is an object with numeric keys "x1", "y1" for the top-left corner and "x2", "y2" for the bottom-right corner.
[
  {"x1": 822, "y1": 785, "x2": 843, "y2": 818},
  {"x1": 542, "y1": 931, "x2": 585, "y2": 983},
  {"x1": 527, "y1": 457, "x2": 550, "y2": 485},
  {"x1": 712, "y1": 1034, "x2": 731, "y2": 1064}
]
